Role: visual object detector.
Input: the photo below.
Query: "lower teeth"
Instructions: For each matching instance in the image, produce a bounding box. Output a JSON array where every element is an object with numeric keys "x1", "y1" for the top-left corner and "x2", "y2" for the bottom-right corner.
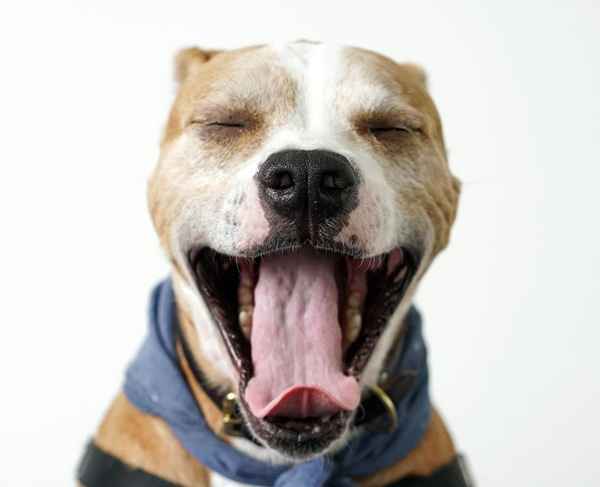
[
  {"x1": 239, "y1": 307, "x2": 253, "y2": 338},
  {"x1": 238, "y1": 269, "x2": 254, "y2": 338}
]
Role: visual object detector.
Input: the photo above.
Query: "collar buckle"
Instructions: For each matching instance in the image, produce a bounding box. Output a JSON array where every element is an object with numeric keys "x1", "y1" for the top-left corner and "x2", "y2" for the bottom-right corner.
[{"x1": 221, "y1": 392, "x2": 245, "y2": 437}]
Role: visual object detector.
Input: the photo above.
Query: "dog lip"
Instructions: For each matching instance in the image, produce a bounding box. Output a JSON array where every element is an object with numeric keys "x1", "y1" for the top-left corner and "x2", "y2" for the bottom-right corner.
[{"x1": 242, "y1": 240, "x2": 366, "y2": 260}]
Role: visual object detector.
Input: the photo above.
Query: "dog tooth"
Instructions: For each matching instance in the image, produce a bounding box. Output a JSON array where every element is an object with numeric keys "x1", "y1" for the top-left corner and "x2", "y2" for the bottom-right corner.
[
  {"x1": 240, "y1": 325, "x2": 252, "y2": 340},
  {"x1": 346, "y1": 307, "x2": 359, "y2": 321},
  {"x1": 238, "y1": 286, "x2": 253, "y2": 306},
  {"x1": 346, "y1": 314, "x2": 362, "y2": 344},
  {"x1": 240, "y1": 273, "x2": 253, "y2": 287},
  {"x1": 239, "y1": 310, "x2": 251, "y2": 325},
  {"x1": 347, "y1": 291, "x2": 361, "y2": 309}
]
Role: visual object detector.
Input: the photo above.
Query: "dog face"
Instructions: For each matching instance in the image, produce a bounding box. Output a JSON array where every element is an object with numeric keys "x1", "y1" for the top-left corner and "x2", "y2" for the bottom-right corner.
[{"x1": 148, "y1": 41, "x2": 459, "y2": 460}]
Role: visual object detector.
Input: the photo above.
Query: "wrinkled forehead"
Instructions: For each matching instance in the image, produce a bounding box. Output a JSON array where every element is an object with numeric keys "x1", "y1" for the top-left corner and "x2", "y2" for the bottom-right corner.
[{"x1": 175, "y1": 42, "x2": 438, "y2": 130}]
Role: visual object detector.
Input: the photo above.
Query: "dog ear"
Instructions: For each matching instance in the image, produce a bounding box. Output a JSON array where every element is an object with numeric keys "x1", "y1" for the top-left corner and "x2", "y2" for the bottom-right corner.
[
  {"x1": 175, "y1": 47, "x2": 222, "y2": 83},
  {"x1": 399, "y1": 63, "x2": 428, "y2": 89}
]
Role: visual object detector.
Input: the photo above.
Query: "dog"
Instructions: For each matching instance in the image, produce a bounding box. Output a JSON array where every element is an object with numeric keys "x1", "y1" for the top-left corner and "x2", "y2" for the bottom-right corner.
[{"x1": 79, "y1": 41, "x2": 464, "y2": 487}]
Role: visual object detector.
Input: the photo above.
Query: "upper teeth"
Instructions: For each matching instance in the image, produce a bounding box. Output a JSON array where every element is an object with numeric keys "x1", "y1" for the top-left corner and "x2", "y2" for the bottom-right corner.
[
  {"x1": 238, "y1": 286, "x2": 253, "y2": 306},
  {"x1": 238, "y1": 276, "x2": 254, "y2": 339},
  {"x1": 236, "y1": 267, "x2": 368, "y2": 348},
  {"x1": 344, "y1": 291, "x2": 363, "y2": 349},
  {"x1": 347, "y1": 291, "x2": 362, "y2": 308}
]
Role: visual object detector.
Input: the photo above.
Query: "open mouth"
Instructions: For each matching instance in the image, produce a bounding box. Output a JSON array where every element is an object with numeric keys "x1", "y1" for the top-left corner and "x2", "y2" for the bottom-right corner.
[{"x1": 188, "y1": 244, "x2": 416, "y2": 457}]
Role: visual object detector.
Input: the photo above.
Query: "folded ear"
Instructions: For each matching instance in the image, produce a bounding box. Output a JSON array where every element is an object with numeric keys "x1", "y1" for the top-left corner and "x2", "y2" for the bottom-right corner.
[
  {"x1": 175, "y1": 47, "x2": 222, "y2": 83},
  {"x1": 399, "y1": 63, "x2": 428, "y2": 89}
]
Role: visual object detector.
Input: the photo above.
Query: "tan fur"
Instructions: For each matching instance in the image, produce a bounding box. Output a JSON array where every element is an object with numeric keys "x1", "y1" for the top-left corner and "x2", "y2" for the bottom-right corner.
[
  {"x1": 95, "y1": 393, "x2": 210, "y2": 486},
  {"x1": 175, "y1": 47, "x2": 223, "y2": 83}
]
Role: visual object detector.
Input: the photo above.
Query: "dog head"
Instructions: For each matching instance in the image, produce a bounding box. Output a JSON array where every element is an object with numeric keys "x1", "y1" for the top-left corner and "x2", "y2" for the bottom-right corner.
[{"x1": 148, "y1": 41, "x2": 460, "y2": 460}]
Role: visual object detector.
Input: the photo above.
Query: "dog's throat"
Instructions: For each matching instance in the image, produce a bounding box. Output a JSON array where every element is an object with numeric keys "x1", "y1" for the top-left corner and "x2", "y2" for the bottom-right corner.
[{"x1": 244, "y1": 250, "x2": 361, "y2": 418}]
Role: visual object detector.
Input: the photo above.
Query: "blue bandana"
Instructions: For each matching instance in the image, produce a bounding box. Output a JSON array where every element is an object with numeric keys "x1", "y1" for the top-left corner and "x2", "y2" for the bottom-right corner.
[{"x1": 124, "y1": 280, "x2": 431, "y2": 486}]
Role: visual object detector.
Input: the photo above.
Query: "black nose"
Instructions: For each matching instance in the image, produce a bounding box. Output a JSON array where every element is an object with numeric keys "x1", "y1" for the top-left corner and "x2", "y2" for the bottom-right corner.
[{"x1": 257, "y1": 149, "x2": 359, "y2": 241}]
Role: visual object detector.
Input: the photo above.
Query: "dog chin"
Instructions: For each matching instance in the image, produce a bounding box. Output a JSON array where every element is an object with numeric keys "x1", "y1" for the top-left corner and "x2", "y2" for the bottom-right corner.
[
  {"x1": 185, "y1": 241, "x2": 418, "y2": 458},
  {"x1": 237, "y1": 414, "x2": 355, "y2": 462}
]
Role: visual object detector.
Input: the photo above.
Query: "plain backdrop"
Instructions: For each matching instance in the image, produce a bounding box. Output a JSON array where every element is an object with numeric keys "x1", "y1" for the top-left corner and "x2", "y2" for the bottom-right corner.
[{"x1": 1, "y1": 1, "x2": 599, "y2": 486}]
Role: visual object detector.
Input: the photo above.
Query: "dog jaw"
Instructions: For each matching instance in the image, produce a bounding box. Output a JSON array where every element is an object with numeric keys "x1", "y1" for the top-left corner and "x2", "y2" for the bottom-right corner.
[{"x1": 147, "y1": 41, "x2": 459, "y2": 460}]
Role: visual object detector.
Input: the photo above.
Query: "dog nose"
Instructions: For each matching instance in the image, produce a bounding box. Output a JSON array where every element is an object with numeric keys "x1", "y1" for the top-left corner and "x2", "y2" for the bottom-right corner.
[{"x1": 257, "y1": 149, "x2": 358, "y2": 240}]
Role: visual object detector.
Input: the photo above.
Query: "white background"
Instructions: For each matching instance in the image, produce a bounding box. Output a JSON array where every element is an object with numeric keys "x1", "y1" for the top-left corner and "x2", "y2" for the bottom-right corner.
[{"x1": 1, "y1": 1, "x2": 599, "y2": 486}]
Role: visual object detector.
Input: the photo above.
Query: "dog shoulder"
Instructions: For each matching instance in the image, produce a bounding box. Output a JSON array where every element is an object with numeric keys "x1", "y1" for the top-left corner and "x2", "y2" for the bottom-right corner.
[{"x1": 90, "y1": 392, "x2": 210, "y2": 487}]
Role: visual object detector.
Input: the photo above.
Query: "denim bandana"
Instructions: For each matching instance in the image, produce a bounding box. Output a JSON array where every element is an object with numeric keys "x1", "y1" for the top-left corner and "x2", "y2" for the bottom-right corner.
[{"x1": 124, "y1": 279, "x2": 431, "y2": 486}]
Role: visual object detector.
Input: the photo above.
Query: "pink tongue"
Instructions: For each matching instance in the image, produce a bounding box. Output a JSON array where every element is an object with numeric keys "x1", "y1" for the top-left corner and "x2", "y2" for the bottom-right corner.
[{"x1": 245, "y1": 250, "x2": 360, "y2": 418}]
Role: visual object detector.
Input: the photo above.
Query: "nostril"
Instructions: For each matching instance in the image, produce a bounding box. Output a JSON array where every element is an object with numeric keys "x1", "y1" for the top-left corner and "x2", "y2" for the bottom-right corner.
[
  {"x1": 278, "y1": 172, "x2": 293, "y2": 190},
  {"x1": 321, "y1": 172, "x2": 353, "y2": 191},
  {"x1": 267, "y1": 171, "x2": 294, "y2": 190}
]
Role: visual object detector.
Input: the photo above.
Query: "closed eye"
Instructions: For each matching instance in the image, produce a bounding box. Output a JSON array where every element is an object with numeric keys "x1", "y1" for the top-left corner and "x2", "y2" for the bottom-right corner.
[
  {"x1": 207, "y1": 122, "x2": 246, "y2": 128},
  {"x1": 368, "y1": 126, "x2": 411, "y2": 135}
]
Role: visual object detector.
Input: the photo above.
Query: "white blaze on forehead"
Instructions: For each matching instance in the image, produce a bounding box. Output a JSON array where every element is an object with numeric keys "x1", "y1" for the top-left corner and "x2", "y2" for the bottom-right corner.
[
  {"x1": 274, "y1": 43, "x2": 399, "y2": 125},
  {"x1": 269, "y1": 42, "x2": 343, "y2": 143},
  {"x1": 273, "y1": 43, "x2": 397, "y2": 132},
  {"x1": 291, "y1": 43, "x2": 342, "y2": 135}
]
